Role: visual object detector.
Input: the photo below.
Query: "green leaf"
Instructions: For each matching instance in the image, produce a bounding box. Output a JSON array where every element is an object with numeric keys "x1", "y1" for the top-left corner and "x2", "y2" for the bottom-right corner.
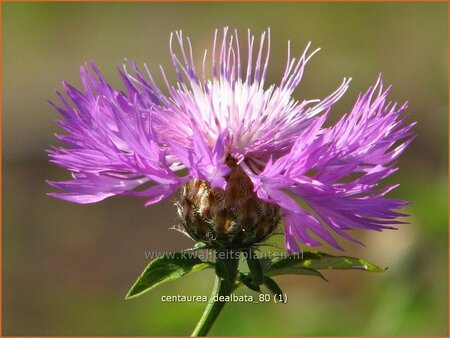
[
  {"x1": 125, "y1": 252, "x2": 213, "y2": 299},
  {"x1": 266, "y1": 264, "x2": 327, "y2": 281},
  {"x1": 263, "y1": 276, "x2": 284, "y2": 296},
  {"x1": 237, "y1": 272, "x2": 262, "y2": 293},
  {"x1": 214, "y1": 259, "x2": 229, "y2": 280},
  {"x1": 246, "y1": 249, "x2": 264, "y2": 286},
  {"x1": 266, "y1": 251, "x2": 385, "y2": 279},
  {"x1": 297, "y1": 252, "x2": 385, "y2": 271},
  {"x1": 193, "y1": 241, "x2": 208, "y2": 250},
  {"x1": 258, "y1": 257, "x2": 273, "y2": 272}
]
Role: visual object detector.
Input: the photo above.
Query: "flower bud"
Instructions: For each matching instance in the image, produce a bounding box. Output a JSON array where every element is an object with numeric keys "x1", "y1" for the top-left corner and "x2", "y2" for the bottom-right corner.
[{"x1": 178, "y1": 162, "x2": 280, "y2": 249}]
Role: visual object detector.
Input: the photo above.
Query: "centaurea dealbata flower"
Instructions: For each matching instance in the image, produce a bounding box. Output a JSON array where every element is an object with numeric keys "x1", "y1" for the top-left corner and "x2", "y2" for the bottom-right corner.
[{"x1": 48, "y1": 28, "x2": 415, "y2": 252}]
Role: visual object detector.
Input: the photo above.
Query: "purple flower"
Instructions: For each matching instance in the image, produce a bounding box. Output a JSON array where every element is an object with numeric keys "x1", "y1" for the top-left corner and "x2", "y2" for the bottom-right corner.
[{"x1": 47, "y1": 28, "x2": 415, "y2": 251}]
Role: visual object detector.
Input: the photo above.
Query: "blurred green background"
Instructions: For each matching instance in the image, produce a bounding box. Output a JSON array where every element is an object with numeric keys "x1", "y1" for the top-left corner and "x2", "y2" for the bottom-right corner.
[{"x1": 2, "y1": 2, "x2": 448, "y2": 336}]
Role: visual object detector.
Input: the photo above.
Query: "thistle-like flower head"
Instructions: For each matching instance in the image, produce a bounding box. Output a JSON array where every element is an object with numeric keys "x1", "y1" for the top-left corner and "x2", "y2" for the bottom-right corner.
[{"x1": 48, "y1": 28, "x2": 415, "y2": 252}]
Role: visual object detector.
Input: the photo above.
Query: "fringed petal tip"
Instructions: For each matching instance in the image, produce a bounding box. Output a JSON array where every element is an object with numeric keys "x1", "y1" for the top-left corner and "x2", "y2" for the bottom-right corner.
[{"x1": 47, "y1": 191, "x2": 114, "y2": 204}]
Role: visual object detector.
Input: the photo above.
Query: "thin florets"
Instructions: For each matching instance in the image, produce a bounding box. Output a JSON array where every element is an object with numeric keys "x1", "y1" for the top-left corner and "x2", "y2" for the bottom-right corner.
[{"x1": 48, "y1": 28, "x2": 414, "y2": 251}]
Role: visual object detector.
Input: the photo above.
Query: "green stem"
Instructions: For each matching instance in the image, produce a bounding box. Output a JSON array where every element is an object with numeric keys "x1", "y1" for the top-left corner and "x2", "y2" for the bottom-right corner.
[{"x1": 191, "y1": 253, "x2": 239, "y2": 337}]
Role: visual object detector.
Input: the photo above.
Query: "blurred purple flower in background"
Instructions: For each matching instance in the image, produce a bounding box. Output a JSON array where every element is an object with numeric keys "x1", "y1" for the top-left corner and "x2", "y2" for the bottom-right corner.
[{"x1": 47, "y1": 28, "x2": 415, "y2": 252}]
